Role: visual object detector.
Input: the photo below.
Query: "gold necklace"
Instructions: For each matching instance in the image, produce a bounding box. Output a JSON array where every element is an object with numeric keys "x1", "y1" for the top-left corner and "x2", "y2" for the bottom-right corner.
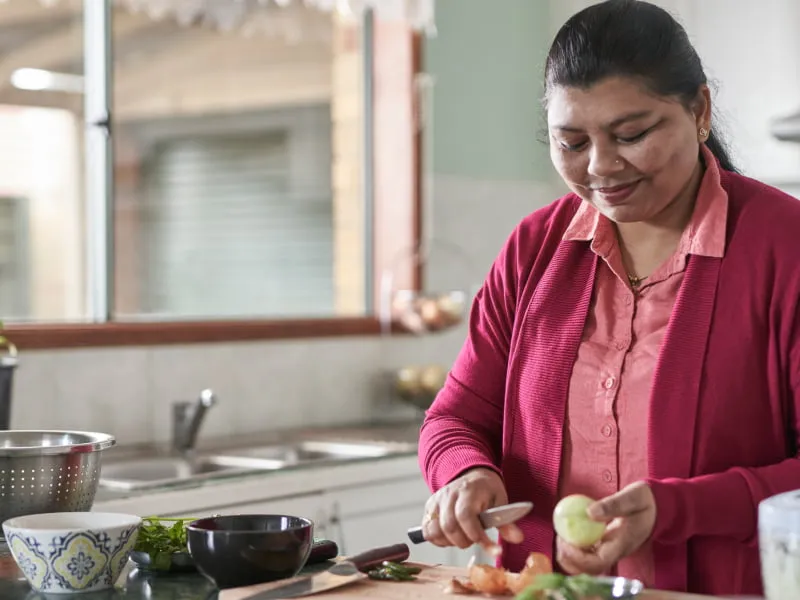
[{"x1": 628, "y1": 274, "x2": 647, "y2": 289}]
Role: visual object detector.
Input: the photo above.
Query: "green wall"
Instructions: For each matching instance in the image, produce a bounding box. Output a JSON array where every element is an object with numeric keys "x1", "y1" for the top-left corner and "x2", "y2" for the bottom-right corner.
[{"x1": 424, "y1": 0, "x2": 553, "y2": 182}]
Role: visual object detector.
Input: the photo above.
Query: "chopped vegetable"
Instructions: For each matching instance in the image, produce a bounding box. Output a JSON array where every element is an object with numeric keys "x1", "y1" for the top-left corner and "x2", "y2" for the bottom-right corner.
[
  {"x1": 366, "y1": 561, "x2": 421, "y2": 581},
  {"x1": 446, "y1": 553, "x2": 620, "y2": 599},
  {"x1": 134, "y1": 516, "x2": 196, "y2": 571},
  {"x1": 563, "y1": 574, "x2": 616, "y2": 598},
  {"x1": 468, "y1": 562, "x2": 510, "y2": 595},
  {"x1": 443, "y1": 577, "x2": 475, "y2": 594},
  {"x1": 514, "y1": 572, "x2": 620, "y2": 600}
]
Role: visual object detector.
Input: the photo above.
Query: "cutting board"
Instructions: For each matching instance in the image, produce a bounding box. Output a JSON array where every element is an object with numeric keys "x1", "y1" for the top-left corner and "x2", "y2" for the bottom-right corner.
[{"x1": 219, "y1": 564, "x2": 730, "y2": 600}]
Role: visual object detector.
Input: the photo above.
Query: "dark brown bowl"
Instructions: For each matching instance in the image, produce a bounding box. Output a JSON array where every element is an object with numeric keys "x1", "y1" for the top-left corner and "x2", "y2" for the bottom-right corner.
[{"x1": 186, "y1": 514, "x2": 314, "y2": 589}]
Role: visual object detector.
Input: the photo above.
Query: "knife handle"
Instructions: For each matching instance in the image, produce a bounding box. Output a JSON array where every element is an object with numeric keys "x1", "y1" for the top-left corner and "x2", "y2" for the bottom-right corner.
[
  {"x1": 307, "y1": 538, "x2": 339, "y2": 565},
  {"x1": 347, "y1": 543, "x2": 410, "y2": 572},
  {"x1": 406, "y1": 526, "x2": 426, "y2": 545}
]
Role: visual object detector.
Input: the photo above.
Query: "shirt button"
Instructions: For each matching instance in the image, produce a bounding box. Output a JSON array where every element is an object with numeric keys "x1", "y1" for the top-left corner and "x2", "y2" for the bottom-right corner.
[
  {"x1": 602, "y1": 470, "x2": 614, "y2": 483},
  {"x1": 601, "y1": 424, "x2": 614, "y2": 437},
  {"x1": 603, "y1": 376, "x2": 616, "y2": 390}
]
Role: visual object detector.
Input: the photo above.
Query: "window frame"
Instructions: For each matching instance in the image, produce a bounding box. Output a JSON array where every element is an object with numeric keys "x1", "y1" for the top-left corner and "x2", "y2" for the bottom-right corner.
[{"x1": 5, "y1": 7, "x2": 423, "y2": 350}]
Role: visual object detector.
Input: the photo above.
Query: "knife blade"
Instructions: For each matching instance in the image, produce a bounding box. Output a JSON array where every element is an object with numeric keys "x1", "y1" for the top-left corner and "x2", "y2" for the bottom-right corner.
[
  {"x1": 406, "y1": 501, "x2": 533, "y2": 544},
  {"x1": 240, "y1": 543, "x2": 410, "y2": 600}
]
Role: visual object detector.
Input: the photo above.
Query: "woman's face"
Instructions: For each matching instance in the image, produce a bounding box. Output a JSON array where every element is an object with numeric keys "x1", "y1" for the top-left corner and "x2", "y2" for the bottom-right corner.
[{"x1": 547, "y1": 76, "x2": 711, "y2": 224}]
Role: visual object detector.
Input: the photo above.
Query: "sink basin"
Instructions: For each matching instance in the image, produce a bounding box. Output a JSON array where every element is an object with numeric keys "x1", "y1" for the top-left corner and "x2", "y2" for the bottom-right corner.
[
  {"x1": 99, "y1": 455, "x2": 285, "y2": 491},
  {"x1": 214, "y1": 440, "x2": 414, "y2": 466},
  {"x1": 98, "y1": 440, "x2": 416, "y2": 491}
]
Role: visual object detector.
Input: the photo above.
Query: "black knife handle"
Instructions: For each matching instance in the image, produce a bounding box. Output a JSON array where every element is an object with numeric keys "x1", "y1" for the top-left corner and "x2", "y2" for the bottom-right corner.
[
  {"x1": 407, "y1": 526, "x2": 426, "y2": 544},
  {"x1": 348, "y1": 543, "x2": 410, "y2": 572},
  {"x1": 306, "y1": 538, "x2": 339, "y2": 565}
]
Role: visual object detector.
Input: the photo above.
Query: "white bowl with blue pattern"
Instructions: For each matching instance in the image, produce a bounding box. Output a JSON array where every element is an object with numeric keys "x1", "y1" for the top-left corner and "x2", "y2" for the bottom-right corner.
[{"x1": 2, "y1": 512, "x2": 141, "y2": 594}]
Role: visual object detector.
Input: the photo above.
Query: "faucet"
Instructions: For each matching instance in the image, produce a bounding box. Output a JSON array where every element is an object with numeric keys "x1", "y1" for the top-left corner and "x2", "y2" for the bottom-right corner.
[{"x1": 172, "y1": 389, "x2": 217, "y2": 455}]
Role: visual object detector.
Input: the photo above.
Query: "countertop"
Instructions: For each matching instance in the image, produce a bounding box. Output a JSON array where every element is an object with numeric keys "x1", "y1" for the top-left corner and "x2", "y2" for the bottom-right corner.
[{"x1": 0, "y1": 551, "x2": 763, "y2": 600}]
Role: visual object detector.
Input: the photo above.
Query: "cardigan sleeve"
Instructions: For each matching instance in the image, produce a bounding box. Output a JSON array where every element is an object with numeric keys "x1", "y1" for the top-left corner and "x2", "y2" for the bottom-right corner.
[
  {"x1": 417, "y1": 228, "x2": 522, "y2": 491},
  {"x1": 646, "y1": 301, "x2": 800, "y2": 547}
]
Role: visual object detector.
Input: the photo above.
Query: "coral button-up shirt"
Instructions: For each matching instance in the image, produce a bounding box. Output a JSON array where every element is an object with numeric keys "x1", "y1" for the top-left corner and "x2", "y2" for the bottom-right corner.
[{"x1": 559, "y1": 150, "x2": 729, "y2": 586}]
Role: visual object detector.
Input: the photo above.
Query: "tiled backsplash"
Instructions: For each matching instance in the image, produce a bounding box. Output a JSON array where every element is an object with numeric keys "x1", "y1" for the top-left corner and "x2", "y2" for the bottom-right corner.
[{"x1": 11, "y1": 176, "x2": 557, "y2": 444}]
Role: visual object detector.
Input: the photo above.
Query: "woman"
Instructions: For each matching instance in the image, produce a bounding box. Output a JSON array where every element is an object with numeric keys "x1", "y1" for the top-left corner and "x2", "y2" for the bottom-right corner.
[{"x1": 417, "y1": 0, "x2": 800, "y2": 596}]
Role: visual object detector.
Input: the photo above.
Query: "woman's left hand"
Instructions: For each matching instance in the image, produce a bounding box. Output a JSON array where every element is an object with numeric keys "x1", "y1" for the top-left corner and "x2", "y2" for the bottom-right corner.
[{"x1": 556, "y1": 481, "x2": 657, "y2": 575}]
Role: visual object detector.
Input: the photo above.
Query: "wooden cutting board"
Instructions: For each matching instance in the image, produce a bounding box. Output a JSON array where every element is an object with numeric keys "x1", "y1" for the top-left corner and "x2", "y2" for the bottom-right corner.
[{"x1": 219, "y1": 564, "x2": 731, "y2": 600}]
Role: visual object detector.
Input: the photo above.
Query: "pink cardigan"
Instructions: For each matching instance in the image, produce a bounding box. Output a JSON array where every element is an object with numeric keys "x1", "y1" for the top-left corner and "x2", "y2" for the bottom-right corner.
[{"x1": 418, "y1": 164, "x2": 800, "y2": 596}]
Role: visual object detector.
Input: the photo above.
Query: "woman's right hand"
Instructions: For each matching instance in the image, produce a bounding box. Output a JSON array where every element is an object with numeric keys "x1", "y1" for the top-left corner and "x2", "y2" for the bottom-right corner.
[{"x1": 420, "y1": 467, "x2": 524, "y2": 551}]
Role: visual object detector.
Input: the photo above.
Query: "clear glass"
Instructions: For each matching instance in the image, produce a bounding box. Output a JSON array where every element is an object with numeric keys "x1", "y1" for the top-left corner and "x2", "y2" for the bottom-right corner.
[
  {"x1": 111, "y1": 3, "x2": 369, "y2": 321},
  {"x1": 0, "y1": 2, "x2": 85, "y2": 323}
]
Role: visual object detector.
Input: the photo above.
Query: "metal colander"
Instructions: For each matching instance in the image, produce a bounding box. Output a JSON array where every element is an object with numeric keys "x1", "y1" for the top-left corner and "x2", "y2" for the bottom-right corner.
[{"x1": 0, "y1": 430, "x2": 115, "y2": 526}]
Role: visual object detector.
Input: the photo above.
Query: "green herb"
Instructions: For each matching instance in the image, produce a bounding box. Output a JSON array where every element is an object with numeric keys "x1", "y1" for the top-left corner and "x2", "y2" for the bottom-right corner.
[
  {"x1": 366, "y1": 561, "x2": 420, "y2": 582},
  {"x1": 134, "y1": 516, "x2": 196, "y2": 571},
  {"x1": 564, "y1": 574, "x2": 614, "y2": 598},
  {"x1": 514, "y1": 573, "x2": 618, "y2": 600}
]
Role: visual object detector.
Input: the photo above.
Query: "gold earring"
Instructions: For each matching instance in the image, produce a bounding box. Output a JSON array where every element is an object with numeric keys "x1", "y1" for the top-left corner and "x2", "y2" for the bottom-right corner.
[{"x1": 699, "y1": 127, "x2": 709, "y2": 139}]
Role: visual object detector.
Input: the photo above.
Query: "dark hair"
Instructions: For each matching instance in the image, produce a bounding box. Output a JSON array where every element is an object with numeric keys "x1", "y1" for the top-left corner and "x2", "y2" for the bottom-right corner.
[{"x1": 544, "y1": 0, "x2": 739, "y2": 173}]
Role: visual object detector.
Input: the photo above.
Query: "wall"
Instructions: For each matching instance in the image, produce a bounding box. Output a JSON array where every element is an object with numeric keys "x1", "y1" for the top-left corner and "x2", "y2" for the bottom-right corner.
[{"x1": 425, "y1": 0, "x2": 552, "y2": 183}]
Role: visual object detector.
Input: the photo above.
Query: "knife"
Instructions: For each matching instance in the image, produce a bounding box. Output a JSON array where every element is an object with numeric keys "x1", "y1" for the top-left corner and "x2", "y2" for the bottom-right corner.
[
  {"x1": 407, "y1": 501, "x2": 533, "y2": 544},
  {"x1": 239, "y1": 543, "x2": 410, "y2": 600}
]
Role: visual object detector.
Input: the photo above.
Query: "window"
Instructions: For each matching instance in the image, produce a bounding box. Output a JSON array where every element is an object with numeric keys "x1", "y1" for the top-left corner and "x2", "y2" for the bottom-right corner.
[
  {"x1": 0, "y1": 3, "x2": 85, "y2": 323},
  {"x1": 3, "y1": 1, "x2": 422, "y2": 348},
  {"x1": 120, "y1": 112, "x2": 337, "y2": 319}
]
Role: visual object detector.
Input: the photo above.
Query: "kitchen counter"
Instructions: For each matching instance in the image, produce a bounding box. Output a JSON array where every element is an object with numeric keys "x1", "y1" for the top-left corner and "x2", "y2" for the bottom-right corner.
[{"x1": 0, "y1": 548, "x2": 763, "y2": 600}]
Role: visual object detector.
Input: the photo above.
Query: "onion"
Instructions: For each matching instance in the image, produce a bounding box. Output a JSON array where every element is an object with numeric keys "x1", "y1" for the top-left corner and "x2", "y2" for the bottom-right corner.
[
  {"x1": 507, "y1": 552, "x2": 553, "y2": 594},
  {"x1": 394, "y1": 366, "x2": 422, "y2": 398},
  {"x1": 524, "y1": 552, "x2": 553, "y2": 574},
  {"x1": 419, "y1": 297, "x2": 445, "y2": 330},
  {"x1": 468, "y1": 563, "x2": 510, "y2": 595},
  {"x1": 419, "y1": 364, "x2": 447, "y2": 394},
  {"x1": 437, "y1": 293, "x2": 464, "y2": 323},
  {"x1": 443, "y1": 577, "x2": 476, "y2": 595},
  {"x1": 456, "y1": 551, "x2": 554, "y2": 596}
]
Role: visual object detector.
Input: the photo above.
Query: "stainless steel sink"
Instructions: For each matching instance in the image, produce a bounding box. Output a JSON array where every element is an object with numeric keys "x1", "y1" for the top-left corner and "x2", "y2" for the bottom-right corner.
[
  {"x1": 213, "y1": 440, "x2": 413, "y2": 466},
  {"x1": 98, "y1": 454, "x2": 285, "y2": 491},
  {"x1": 98, "y1": 440, "x2": 416, "y2": 491}
]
